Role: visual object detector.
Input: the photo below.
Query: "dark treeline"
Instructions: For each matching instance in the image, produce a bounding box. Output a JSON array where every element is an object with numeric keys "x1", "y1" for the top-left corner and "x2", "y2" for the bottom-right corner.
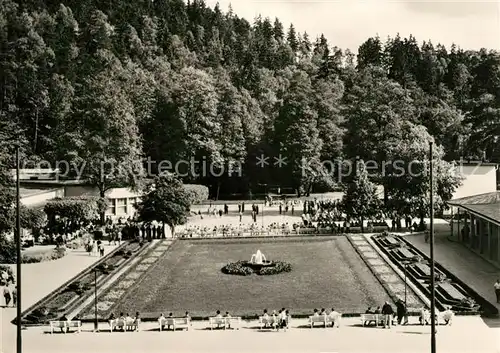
[{"x1": 0, "y1": 0, "x2": 499, "y2": 199}]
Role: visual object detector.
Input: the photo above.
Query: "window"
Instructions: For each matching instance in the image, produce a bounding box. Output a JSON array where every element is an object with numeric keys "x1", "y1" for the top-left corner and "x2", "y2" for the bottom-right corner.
[
  {"x1": 116, "y1": 198, "x2": 127, "y2": 215},
  {"x1": 106, "y1": 199, "x2": 116, "y2": 215}
]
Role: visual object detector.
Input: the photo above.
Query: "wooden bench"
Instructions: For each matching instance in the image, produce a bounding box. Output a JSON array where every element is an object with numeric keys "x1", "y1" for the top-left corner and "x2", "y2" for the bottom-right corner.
[
  {"x1": 309, "y1": 315, "x2": 327, "y2": 328},
  {"x1": 49, "y1": 320, "x2": 82, "y2": 334},
  {"x1": 360, "y1": 314, "x2": 381, "y2": 327},
  {"x1": 259, "y1": 316, "x2": 277, "y2": 329},
  {"x1": 225, "y1": 317, "x2": 242, "y2": 330},
  {"x1": 109, "y1": 319, "x2": 140, "y2": 332},
  {"x1": 158, "y1": 317, "x2": 190, "y2": 331},
  {"x1": 209, "y1": 316, "x2": 227, "y2": 330}
]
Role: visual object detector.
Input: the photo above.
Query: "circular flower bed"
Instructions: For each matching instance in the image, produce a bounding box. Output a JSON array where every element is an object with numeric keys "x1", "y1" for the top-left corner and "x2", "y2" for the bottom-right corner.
[{"x1": 221, "y1": 260, "x2": 292, "y2": 276}]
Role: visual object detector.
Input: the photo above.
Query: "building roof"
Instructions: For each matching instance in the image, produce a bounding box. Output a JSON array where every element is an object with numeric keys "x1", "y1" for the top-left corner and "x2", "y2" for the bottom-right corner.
[
  {"x1": 448, "y1": 191, "x2": 500, "y2": 225},
  {"x1": 452, "y1": 160, "x2": 498, "y2": 167},
  {"x1": 448, "y1": 191, "x2": 500, "y2": 206}
]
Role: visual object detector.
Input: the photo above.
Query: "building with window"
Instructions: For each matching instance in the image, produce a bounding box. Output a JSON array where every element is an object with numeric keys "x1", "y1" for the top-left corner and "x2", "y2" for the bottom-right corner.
[
  {"x1": 15, "y1": 169, "x2": 142, "y2": 221},
  {"x1": 448, "y1": 191, "x2": 500, "y2": 267}
]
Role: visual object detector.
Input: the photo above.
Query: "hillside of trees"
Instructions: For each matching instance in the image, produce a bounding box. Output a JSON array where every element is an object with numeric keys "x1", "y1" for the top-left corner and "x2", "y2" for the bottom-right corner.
[{"x1": 0, "y1": 0, "x2": 499, "y2": 203}]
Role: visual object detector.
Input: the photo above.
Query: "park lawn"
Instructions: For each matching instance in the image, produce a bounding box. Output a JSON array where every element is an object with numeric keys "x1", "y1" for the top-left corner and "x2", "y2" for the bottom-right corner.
[{"x1": 111, "y1": 236, "x2": 391, "y2": 318}]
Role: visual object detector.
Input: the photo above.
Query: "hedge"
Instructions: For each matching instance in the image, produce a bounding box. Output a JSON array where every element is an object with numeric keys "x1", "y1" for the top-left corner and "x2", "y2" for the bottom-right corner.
[
  {"x1": 44, "y1": 196, "x2": 107, "y2": 223},
  {"x1": 20, "y1": 206, "x2": 46, "y2": 235},
  {"x1": 21, "y1": 247, "x2": 66, "y2": 264},
  {"x1": 184, "y1": 184, "x2": 209, "y2": 204}
]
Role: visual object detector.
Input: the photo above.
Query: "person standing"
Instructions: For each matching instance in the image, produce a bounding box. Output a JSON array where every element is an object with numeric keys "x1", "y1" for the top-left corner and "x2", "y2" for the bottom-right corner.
[
  {"x1": 3, "y1": 285, "x2": 11, "y2": 307},
  {"x1": 494, "y1": 279, "x2": 500, "y2": 303},
  {"x1": 239, "y1": 211, "x2": 242, "y2": 223},
  {"x1": 396, "y1": 299, "x2": 408, "y2": 325},
  {"x1": 12, "y1": 285, "x2": 17, "y2": 307},
  {"x1": 381, "y1": 301, "x2": 394, "y2": 328}
]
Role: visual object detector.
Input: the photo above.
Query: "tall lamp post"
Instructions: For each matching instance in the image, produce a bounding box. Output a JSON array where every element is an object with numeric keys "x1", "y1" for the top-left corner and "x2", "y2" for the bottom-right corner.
[
  {"x1": 402, "y1": 254, "x2": 420, "y2": 307},
  {"x1": 15, "y1": 144, "x2": 22, "y2": 353},
  {"x1": 429, "y1": 141, "x2": 436, "y2": 353}
]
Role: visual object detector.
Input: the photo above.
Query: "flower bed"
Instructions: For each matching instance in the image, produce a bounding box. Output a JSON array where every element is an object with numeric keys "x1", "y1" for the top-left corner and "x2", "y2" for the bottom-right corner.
[
  {"x1": 21, "y1": 241, "x2": 144, "y2": 324},
  {"x1": 221, "y1": 261, "x2": 292, "y2": 276},
  {"x1": 76, "y1": 241, "x2": 173, "y2": 319}
]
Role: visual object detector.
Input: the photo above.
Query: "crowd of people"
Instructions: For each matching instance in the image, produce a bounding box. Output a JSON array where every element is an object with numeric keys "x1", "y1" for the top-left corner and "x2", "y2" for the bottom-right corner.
[
  {"x1": 364, "y1": 300, "x2": 454, "y2": 328},
  {"x1": 0, "y1": 269, "x2": 17, "y2": 308}
]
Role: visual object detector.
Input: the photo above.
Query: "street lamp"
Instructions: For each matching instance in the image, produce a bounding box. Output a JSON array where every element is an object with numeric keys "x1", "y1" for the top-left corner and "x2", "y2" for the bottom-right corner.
[
  {"x1": 15, "y1": 144, "x2": 21, "y2": 353},
  {"x1": 402, "y1": 255, "x2": 421, "y2": 307}
]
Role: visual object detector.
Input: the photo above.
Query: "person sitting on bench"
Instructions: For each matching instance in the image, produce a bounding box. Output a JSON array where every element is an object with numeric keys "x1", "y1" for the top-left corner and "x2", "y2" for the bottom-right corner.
[
  {"x1": 58, "y1": 314, "x2": 69, "y2": 333},
  {"x1": 158, "y1": 313, "x2": 166, "y2": 330},
  {"x1": 224, "y1": 311, "x2": 232, "y2": 328}
]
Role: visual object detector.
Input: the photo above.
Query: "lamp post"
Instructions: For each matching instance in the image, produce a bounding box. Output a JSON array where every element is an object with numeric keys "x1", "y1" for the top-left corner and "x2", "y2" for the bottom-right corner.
[
  {"x1": 15, "y1": 144, "x2": 22, "y2": 353},
  {"x1": 429, "y1": 141, "x2": 436, "y2": 353}
]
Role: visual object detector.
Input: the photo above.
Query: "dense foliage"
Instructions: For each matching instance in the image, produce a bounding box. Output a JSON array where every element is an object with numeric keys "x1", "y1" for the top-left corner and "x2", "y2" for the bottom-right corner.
[
  {"x1": 1, "y1": 0, "x2": 498, "y2": 216},
  {"x1": 44, "y1": 196, "x2": 107, "y2": 224},
  {"x1": 136, "y1": 173, "x2": 192, "y2": 233},
  {"x1": 184, "y1": 184, "x2": 209, "y2": 204}
]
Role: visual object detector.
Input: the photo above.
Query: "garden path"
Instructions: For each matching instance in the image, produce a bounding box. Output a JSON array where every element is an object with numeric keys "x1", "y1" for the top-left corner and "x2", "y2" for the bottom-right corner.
[
  {"x1": 1, "y1": 243, "x2": 118, "y2": 353},
  {"x1": 8, "y1": 316, "x2": 500, "y2": 353}
]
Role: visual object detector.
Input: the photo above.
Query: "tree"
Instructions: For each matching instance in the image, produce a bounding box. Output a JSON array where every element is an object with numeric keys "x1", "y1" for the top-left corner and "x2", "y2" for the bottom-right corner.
[
  {"x1": 384, "y1": 122, "x2": 463, "y2": 223},
  {"x1": 274, "y1": 70, "x2": 323, "y2": 196},
  {"x1": 341, "y1": 161, "x2": 382, "y2": 233},
  {"x1": 136, "y1": 173, "x2": 192, "y2": 235}
]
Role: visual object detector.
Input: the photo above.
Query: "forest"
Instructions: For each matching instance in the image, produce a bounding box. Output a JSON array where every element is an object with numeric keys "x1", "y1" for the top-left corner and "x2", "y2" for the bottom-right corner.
[{"x1": 0, "y1": 0, "x2": 499, "y2": 203}]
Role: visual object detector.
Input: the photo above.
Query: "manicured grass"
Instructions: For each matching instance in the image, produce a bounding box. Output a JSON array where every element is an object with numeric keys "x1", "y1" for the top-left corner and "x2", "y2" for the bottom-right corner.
[{"x1": 111, "y1": 236, "x2": 391, "y2": 317}]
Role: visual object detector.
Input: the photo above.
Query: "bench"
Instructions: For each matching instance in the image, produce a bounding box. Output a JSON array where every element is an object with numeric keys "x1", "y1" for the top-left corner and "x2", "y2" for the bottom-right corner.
[
  {"x1": 309, "y1": 315, "x2": 328, "y2": 328},
  {"x1": 360, "y1": 314, "x2": 382, "y2": 327},
  {"x1": 109, "y1": 319, "x2": 140, "y2": 332},
  {"x1": 209, "y1": 317, "x2": 226, "y2": 329},
  {"x1": 225, "y1": 317, "x2": 242, "y2": 330},
  {"x1": 158, "y1": 317, "x2": 190, "y2": 331},
  {"x1": 49, "y1": 320, "x2": 82, "y2": 334},
  {"x1": 259, "y1": 316, "x2": 277, "y2": 329},
  {"x1": 420, "y1": 310, "x2": 453, "y2": 326}
]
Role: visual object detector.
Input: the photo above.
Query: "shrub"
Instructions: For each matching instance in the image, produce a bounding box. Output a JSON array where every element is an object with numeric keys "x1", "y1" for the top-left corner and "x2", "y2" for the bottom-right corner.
[
  {"x1": 0, "y1": 233, "x2": 16, "y2": 264},
  {"x1": 221, "y1": 261, "x2": 292, "y2": 276},
  {"x1": 184, "y1": 184, "x2": 209, "y2": 204},
  {"x1": 20, "y1": 206, "x2": 46, "y2": 232},
  {"x1": 221, "y1": 261, "x2": 254, "y2": 276},
  {"x1": 20, "y1": 247, "x2": 66, "y2": 264},
  {"x1": 67, "y1": 281, "x2": 91, "y2": 295},
  {"x1": 259, "y1": 261, "x2": 292, "y2": 275},
  {"x1": 97, "y1": 263, "x2": 115, "y2": 274},
  {"x1": 44, "y1": 196, "x2": 106, "y2": 225}
]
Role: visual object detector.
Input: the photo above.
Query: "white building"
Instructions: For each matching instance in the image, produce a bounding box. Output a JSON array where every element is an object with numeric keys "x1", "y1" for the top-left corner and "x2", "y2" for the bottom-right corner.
[
  {"x1": 14, "y1": 169, "x2": 142, "y2": 221},
  {"x1": 446, "y1": 162, "x2": 498, "y2": 214}
]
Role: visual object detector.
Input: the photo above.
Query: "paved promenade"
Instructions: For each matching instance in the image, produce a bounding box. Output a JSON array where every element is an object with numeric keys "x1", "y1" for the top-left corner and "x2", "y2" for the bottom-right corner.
[
  {"x1": 9, "y1": 316, "x2": 500, "y2": 353},
  {"x1": 0, "y1": 244, "x2": 118, "y2": 353},
  {"x1": 404, "y1": 231, "x2": 500, "y2": 311}
]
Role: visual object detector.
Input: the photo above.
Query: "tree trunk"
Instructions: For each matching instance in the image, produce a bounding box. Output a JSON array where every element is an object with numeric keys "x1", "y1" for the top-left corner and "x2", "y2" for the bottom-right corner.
[
  {"x1": 216, "y1": 182, "x2": 221, "y2": 201},
  {"x1": 33, "y1": 109, "x2": 39, "y2": 154},
  {"x1": 361, "y1": 216, "x2": 364, "y2": 233},
  {"x1": 99, "y1": 186, "x2": 106, "y2": 225}
]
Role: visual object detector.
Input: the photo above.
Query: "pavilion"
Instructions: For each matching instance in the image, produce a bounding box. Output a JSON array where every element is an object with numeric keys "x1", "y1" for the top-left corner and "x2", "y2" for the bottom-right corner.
[{"x1": 448, "y1": 191, "x2": 500, "y2": 267}]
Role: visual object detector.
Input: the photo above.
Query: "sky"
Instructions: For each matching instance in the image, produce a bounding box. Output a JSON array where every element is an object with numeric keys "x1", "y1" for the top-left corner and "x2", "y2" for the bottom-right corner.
[{"x1": 205, "y1": 0, "x2": 500, "y2": 53}]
